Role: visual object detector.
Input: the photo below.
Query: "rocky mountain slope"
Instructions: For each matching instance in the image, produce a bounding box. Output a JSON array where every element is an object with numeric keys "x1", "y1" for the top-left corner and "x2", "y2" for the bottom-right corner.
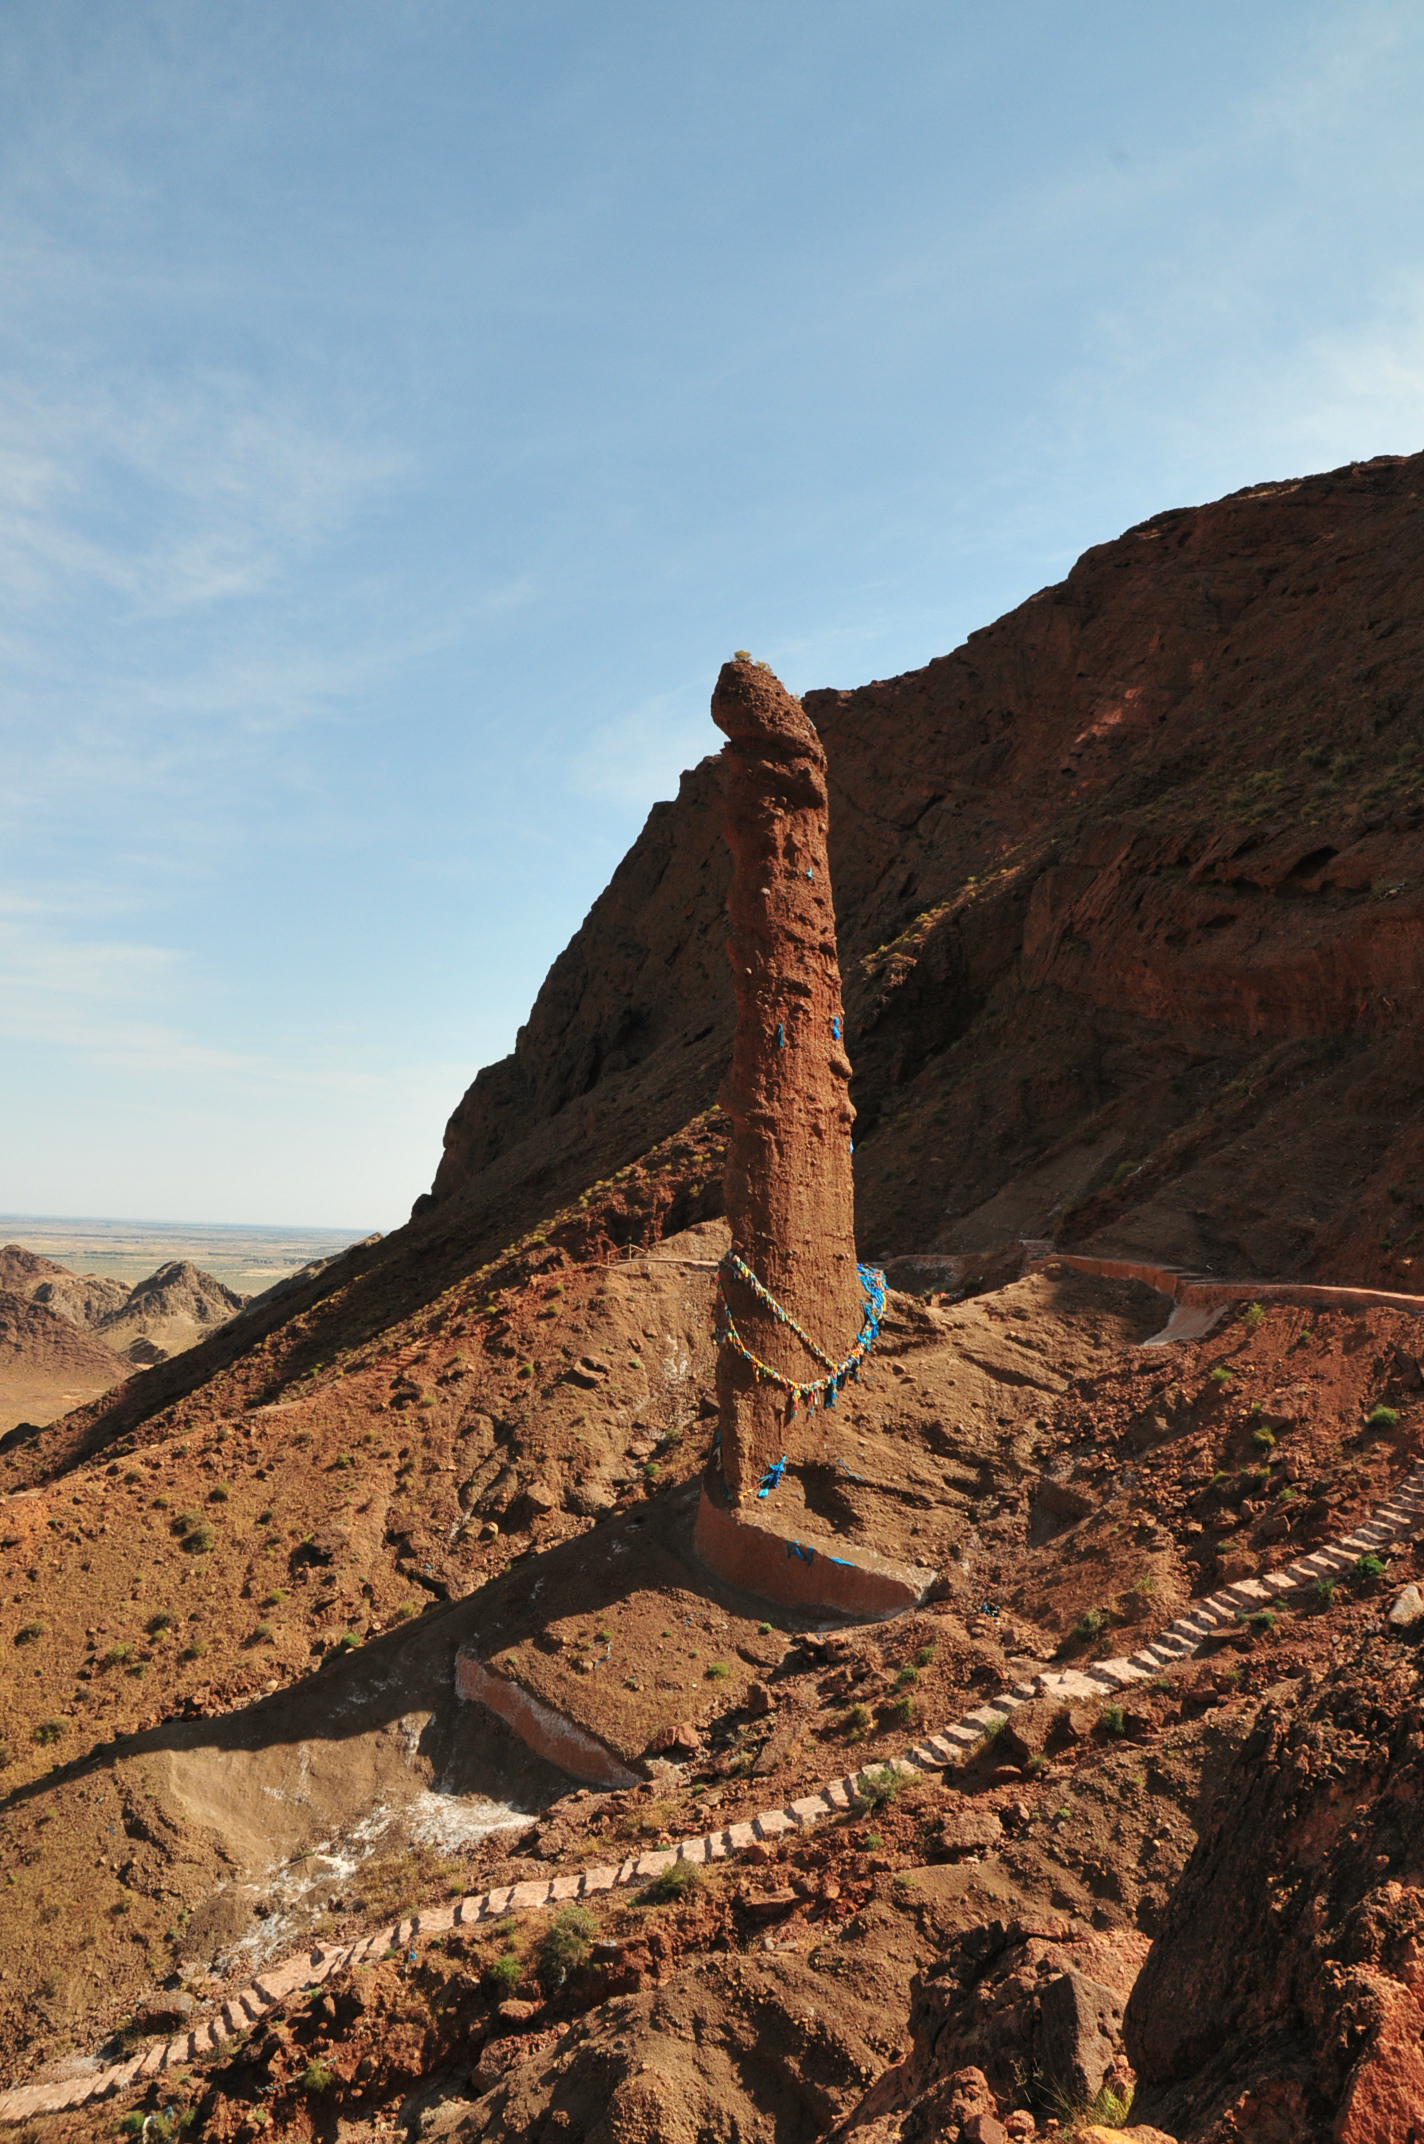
[
  {"x1": 4, "y1": 449, "x2": 1424, "y2": 2143},
  {"x1": 34, "y1": 449, "x2": 1424, "y2": 1492}
]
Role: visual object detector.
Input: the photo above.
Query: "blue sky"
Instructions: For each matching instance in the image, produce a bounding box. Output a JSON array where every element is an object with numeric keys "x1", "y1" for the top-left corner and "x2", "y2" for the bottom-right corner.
[{"x1": 2, "y1": 1, "x2": 1422, "y2": 1230}]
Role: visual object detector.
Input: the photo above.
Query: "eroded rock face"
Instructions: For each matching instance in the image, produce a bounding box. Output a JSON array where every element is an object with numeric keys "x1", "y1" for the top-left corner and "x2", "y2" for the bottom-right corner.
[
  {"x1": 710, "y1": 656, "x2": 863, "y2": 1504},
  {"x1": 1125, "y1": 1638, "x2": 1424, "y2": 2141}
]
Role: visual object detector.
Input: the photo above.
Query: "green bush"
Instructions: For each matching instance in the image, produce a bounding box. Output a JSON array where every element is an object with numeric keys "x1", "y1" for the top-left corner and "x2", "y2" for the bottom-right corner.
[
  {"x1": 890, "y1": 1693, "x2": 917, "y2": 1727},
  {"x1": 705, "y1": 1661, "x2": 728, "y2": 1680},
  {"x1": 483, "y1": 1949, "x2": 523, "y2": 1996},
  {"x1": 1073, "y1": 1608, "x2": 1107, "y2": 1643},
  {"x1": 1243, "y1": 1302, "x2": 1265, "y2": 1332},
  {"x1": 895, "y1": 1665, "x2": 919, "y2": 1688},
  {"x1": 147, "y1": 1612, "x2": 175, "y2": 1634},
  {"x1": 1252, "y1": 1427, "x2": 1276, "y2": 1453},
  {"x1": 34, "y1": 1718, "x2": 66, "y2": 1745},
  {"x1": 1355, "y1": 1554, "x2": 1386, "y2": 1582},
  {"x1": 913, "y1": 1643, "x2": 936, "y2": 1667},
  {"x1": 1209, "y1": 1366, "x2": 1232, "y2": 1387},
  {"x1": 100, "y1": 1642, "x2": 133, "y2": 1668},
  {"x1": 1101, "y1": 1706, "x2": 1125, "y2": 1737},
  {"x1": 1312, "y1": 1577, "x2": 1336, "y2": 1607},
  {"x1": 856, "y1": 1764, "x2": 902, "y2": 1809},
  {"x1": 301, "y1": 2060, "x2": 335, "y2": 2093},
  {"x1": 14, "y1": 1621, "x2": 43, "y2": 1645},
  {"x1": 639, "y1": 1860, "x2": 698, "y2": 1906},
  {"x1": 843, "y1": 1702, "x2": 871, "y2": 1739},
  {"x1": 1242, "y1": 1608, "x2": 1276, "y2": 1635},
  {"x1": 1367, "y1": 1405, "x2": 1400, "y2": 1430},
  {"x1": 535, "y1": 1905, "x2": 598, "y2": 1993}
]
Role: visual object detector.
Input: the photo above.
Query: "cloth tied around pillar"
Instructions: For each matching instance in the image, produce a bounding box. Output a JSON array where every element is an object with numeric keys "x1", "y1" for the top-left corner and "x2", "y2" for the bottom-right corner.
[{"x1": 713, "y1": 1251, "x2": 885, "y2": 1423}]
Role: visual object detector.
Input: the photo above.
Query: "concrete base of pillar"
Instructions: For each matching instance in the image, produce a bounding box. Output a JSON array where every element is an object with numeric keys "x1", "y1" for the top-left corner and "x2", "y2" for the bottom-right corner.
[
  {"x1": 454, "y1": 1652, "x2": 640, "y2": 1788},
  {"x1": 692, "y1": 1483, "x2": 938, "y2": 1622}
]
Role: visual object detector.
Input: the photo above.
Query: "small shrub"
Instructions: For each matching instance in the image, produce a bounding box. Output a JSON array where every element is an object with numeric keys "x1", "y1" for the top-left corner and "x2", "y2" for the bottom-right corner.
[
  {"x1": 1243, "y1": 1608, "x2": 1276, "y2": 1635},
  {"x1": 856, "y1": 1764, "x2": 901, "y2": 1809},
  {"x1": 914, "y1": 1643, "x2": 936, "y2": 1667},
  {"x1": 260, "y1": 1590, "x2": 285, "y2": 1609},
  {"x1": 14, "y1": 1621, "x2": 43, "y2": 1645},
  {"x1": 34, "y1": 1718, "x2": 67, "y2": 1745},
  {"x1": 1133, "y1": 1575, "x2": 1156, "y2": 1596},
  {"x1": 147, "y1": 1611, "x2": 175, "y2": 1634},
  {"x1": 1252, "y1": 1427, "x2": 1276, "y2": 1453},
  {"x1": 1101, "y1": 1706, "x2": 1125, "y2": 1737},
  {"x1": 483, "y1": 1948, "x2": 523, "y2": 1996},
  {"x1": 1367, "y1": 1405, "x2": 1400, "y2": 1430},
  {"x1": 1312, "y1": 1577, "x2": 1336, "y2": 1607},
  {"x1": 536, "y1": 1905, "x2": 597, "y2": 1992},
  {"x1": 705, "y1": 1661, "x2": 728, "y2": 1680},
  {"x1": 1243, "y1": 1302, "x2": 1265, "y2": 1332},
  {"x1": 208, "y1": 1484, "x2": 229, "y2": 1502},
  {"x1": 1355, "y1": 1554, "x2": 1387, "y2": 1582},
  {"x1": 301, "y1": 2061, "x2": 335, "y2": 2093},
  {"x1": 890, "y1": 1693, "x2": 917, "y2": 1727},
  {"x1": 101, "y1": 1643, "x2": 134, "y2": 1668},
  {"x1": 336, "y1": 1631, "x2": 361, "y2": 1650},
  {"x1": 640, "y1": 1859, "x2": 698, "y2": 1905},
  {"x1": 394, "y1": 1601, "x2": 416, "y2": 1621},
  {"x1": 1073, "y1": 1609, "x2": 1107, "y2": 1643},
  {"x1": 252, "y1": 1621, "x2": 274, "y2": 1643},
  {"x1": 758, "y1": 1622, "x2": 773, "y2": 1636},
  {"x1": 180, "y1": 1638, "x2": 207, "y2": 1661},
  {"x1": 1209, "y1": 1366, "x2": 1232, "y2": 1387},
  {"x1": 895, "y1": 1665, "x2": 918, "y2": 1688},
  {"x1": 843, "y1": 1702, "x2": 871, "y2": 1740}
]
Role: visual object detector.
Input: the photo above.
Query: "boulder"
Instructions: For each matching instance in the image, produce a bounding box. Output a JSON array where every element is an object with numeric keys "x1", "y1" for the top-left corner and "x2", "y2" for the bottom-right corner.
[
  {"x1": 1036, "y1": 1970, "x2": 1126, "y2": 2101},
  {"x1": 1387, "y1": 1583, "x2": 1424, "y2": 1631}
]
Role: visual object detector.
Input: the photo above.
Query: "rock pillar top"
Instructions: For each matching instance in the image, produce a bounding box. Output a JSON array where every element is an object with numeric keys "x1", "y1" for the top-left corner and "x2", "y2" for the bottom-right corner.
[{"x1": 710, "y1": 656, "x2": 863, "y2": 1505}]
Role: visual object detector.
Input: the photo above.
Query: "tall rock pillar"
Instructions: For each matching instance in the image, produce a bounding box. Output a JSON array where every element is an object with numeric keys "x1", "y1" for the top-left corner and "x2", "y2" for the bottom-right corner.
[
  {"x1": 694, "y1": 658, "x2": 931, "y2": 1620},
  {"x1": 709, "y1": 656, "x2": 863, "y2": 1501}
]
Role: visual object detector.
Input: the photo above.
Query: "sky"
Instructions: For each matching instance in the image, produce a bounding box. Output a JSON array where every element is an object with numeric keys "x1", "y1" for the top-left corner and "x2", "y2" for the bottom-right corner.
[{"x1": 2, "y1": 1, "x2": 1422, "y2": 1232}]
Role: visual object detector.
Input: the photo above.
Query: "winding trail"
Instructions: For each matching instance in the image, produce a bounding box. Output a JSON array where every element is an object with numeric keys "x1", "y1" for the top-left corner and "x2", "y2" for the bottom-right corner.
[{"x1": 4, "y1": 1257, "x2": 1421, "y2": 2122}]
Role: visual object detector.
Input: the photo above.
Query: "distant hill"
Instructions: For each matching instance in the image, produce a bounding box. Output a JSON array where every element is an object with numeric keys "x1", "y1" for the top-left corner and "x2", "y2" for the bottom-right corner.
[
  {"x1": 94, "y1": 1259, "x2": 248, "y2": 1361},
  {"x1": 0, "y1": 1244, "x2": 247, "y2": 1362},
  {"x1": 0, "y1": 1288, "x2": 127, "y2": 1438}
]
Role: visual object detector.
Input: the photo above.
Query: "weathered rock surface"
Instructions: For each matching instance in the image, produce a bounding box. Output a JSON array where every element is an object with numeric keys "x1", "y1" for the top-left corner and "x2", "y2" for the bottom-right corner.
[
  {"x1": 710, "y1": 655, "x2": 863, "y2": 1502},
  {"x1": 1125, "y1": 1637, "x2": 1424, "y2": 2141}
]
